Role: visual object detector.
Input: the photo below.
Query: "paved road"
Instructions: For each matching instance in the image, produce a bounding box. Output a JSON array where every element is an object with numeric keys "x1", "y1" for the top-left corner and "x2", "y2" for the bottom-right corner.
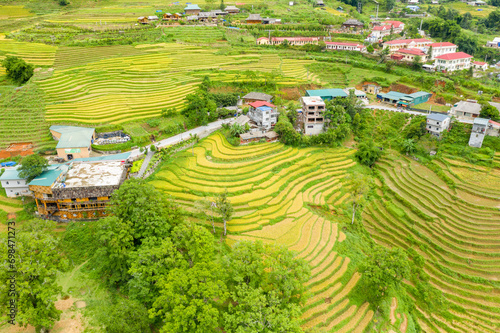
[
  {"x1": 364, "y1": 104, "x2": 428, "y2": 116},
  {"x1": 129, "y1": 116, "x2": 241, "y2": 159},
  {"x1": 136, "y1": 150, "x2": 154, "y2": 178}
]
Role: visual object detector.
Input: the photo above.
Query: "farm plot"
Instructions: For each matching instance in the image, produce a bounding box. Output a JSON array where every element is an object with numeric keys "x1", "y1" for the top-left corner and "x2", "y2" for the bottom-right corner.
[
  {"x1": 39, "y1": 43, "x2": 324, "y2": 124},
  {"x1": 364, "y1": 154, "x2": 500, "y2": 332},
  {"x1": 151, "y1": 132, "x2": 373, "y2": 332},
  {"x1": 0, "y1": 37, "x2": 56, "y2": 69}
]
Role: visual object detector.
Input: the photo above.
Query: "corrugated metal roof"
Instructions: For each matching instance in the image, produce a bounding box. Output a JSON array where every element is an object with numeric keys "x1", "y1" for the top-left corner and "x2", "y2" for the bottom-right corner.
[
  {"x1": 50, "y1": 126, "x2": 95, "y2": 149},
  {"x1": 474, "y1": 117, "x2": 490, "y2": 126},
  {"x1": 28, "y1": 165, "x2": 67, "y2": 187},
  {"x1": 0, "y1": 168, "x2": 23, "y2": 181},
  {"x1": 410, "y1": 91, "x2": 431, "y2": 98},
  {"x1": 71, "y1": 152, "x2": 131, "y2": 163},
  {"x1": 427, "y1": 113, "x2": 449, "y2": 122},
  {"x1": 306, "y1": 88, "x2": 348, "y2": 98},
  {"x1": 185, "y1": 4, "x2": 201, "y2": 9}
]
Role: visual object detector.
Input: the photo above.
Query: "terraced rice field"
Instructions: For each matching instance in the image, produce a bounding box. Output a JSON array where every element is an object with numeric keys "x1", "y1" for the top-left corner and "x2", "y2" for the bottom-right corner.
[
  {"x1": 0, "y1": 36, "x2": 57, "y2": 74},
  {"x1": 150, "y1": 133, "x2": 374, "y2": 332},
  {"x1": 364, "y1": 154, "x2": 500, "y2": 332},
  {"x1": 39, "y1": 43, "x2": 325, "y2": 124}
]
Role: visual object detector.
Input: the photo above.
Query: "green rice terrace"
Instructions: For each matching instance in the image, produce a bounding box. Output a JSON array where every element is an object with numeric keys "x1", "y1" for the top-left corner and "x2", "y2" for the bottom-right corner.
[{"x1": 149, "y1": 133, "x2": 500, "y2": 332}]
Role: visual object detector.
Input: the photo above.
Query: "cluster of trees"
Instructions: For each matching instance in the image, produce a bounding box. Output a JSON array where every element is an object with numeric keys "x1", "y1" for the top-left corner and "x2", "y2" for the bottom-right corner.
[
  {"x1": 181, "y1": 77, "x2": 239, "y2": 126},
  {"x1": 89, "y1": 179, "x2": 311, "y2": 332},
  {"x1": 1, "y1": 56, "x2": 34, "y2": 84}
]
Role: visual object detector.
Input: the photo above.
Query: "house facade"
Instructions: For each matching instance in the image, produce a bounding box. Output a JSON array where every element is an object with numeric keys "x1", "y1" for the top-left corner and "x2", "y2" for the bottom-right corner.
[
  {"x1": 486, "y1": 37, "x2": 500, "y2": 48},
  {"x1": 362, "y1": 84, "x2": 382, "y2": 95},
  {"x1": 450, "y1": 100, "x2": 481, "y2": 120},
  {"x1": 184, "y1": 4, "x2": 201, "y2": 15},
  {"x1": 30, "y1": 161, "x2": 128, "y2": 221},
  {"x1": 472, "y1": 61, "x2": 488, "y2": 70},
  {"x1": 429, "y1": 42, "x2": 457, "y2": 60},
  {"x1": 468, "y1": 118, "x2": 489, "y2": 148},
  {"x1": 50, "y1": 125, "x2": 95, "y2": 161},
  {"x1": 325, "y1": 42, "x2": 366, "y2": 52},
  {"x1": 382, "y1": 38, "x2": 432, "y2": 53},
  {"x1": 434, "y1": 52, "x2": 472, "y2": 72},
  {"x1": 391, "y1": 48, "x2": 427, "y2": 62},
  {"x1": 257, "y1": 37, "x2": 319, "y2": 46},
  {"x1": 247, "y1": 101, "x2": 279, "y2": 129},
  {"x1": 0, "y1": 169, "x2": 31, "y2": 198},
  {"x1": 225, "y1": 6, "x2": 240, "y2": 13},
  {"x1": 426, "y1": 113, "x2": 451, "y2": 138},
  {"x1": 342, "y1": 19, "x2": 364, "y2": 29},
  {"x1": 246, "y1": 14, "x2": 263, "y2": 24},
  {"x1": 300, "y1": 96, "x2": 326, "y2": 135}
]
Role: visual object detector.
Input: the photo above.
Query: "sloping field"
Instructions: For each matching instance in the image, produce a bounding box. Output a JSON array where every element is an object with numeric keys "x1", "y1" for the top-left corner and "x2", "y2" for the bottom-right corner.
[
  {"x1": 150, "y1": 133, "x2": 372, "y2": 332},
  {"x1": 365, "y1": 154, "x2": 500, "y2": 332},
  {"x1": 0, "y1": 36, "x2": 57, "y2": 74},
  {"x1": 39, "y1": 42, "x2": 324, "y2": 124}
]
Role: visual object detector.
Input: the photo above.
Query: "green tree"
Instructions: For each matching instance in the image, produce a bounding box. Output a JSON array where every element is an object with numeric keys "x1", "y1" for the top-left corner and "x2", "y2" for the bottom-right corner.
[
  {"x1": 366, "y1": 44, "x2": 374, "y2": 53},
  {"x1": 18, "y1": 154, "x2": 48, "y2": 182},
  {"x1": 97, "y1": 298, "x2": 151, "y2": 333},
  {"x1": 229, "y1": 123, "x2": 245, "y2": 137},
  {"x1": 181, "y1": 93, "x2": 215, "y2": 126},
  {"x1": 386, "y1": 0, "x2": 395, "y2": 11},
  {"x1": 379, "y1": 47, "x2": 390, "y2": 63},
  {"x1": 1, "y1": 56, "x2": 34, "y2": 83},
  {"x1": 222, "y1": 241, "x2": 310, "y2": 332},
  {"x1": 412, "y1": 55, "x2": 422, "y2": 70},
  {"x1": 0, "y1": 220, "x2": 65, "y2": 333},
  {"x1": 345, "y1": 173, "x2": 371, "y2": 224},
  {"x1": 480, "y1": 104, "x2": 500, "y2": 121},
  {"x1": 215, "y1": 189, "x2": 233, "y2": 236},
  {"x1": 360, "y1": 246, "x2": 410, "y2": 306},
  {"x1": 355, "y1": 140, "x2": 383, "y2": 167},
  {"x1": 150, "y1": 262, "x2": 228, "y2": 333},
  {"x1": 274, "y1": 116, "x2": 301, "y2": 145},
  {"x1": 58, "y1": 0, "x2": 69, "y2": 5},
  {"x1": 402, "y1": 138, "x2": 416, "y2": 155},
  {"x1": 403, "y1": 116, "x2": 426, "y2": 139}
]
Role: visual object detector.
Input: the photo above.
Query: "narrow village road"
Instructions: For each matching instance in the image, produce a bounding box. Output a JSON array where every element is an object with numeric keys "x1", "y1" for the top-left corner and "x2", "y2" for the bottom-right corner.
[
  {"x1": 363, "y1": 104, "x2": 429, "y2": 116},
  {"x1": 136, "y1": 150, "x2": 154, "y2": 178}
]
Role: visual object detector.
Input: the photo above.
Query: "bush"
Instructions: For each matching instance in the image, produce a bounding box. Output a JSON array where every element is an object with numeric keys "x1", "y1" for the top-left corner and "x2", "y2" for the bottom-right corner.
[{"x1": 146, "y1": 118, "x2": 161, "y2": 128}]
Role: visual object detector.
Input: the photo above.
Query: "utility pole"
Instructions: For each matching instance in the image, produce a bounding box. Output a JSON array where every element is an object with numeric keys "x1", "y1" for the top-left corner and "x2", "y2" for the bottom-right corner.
[
  {"x1": 420, "y1": 18, "x2": 423, "y2": 31},
  {"x1": 376, "y1": 4, "x2": 379, "y2": 19},
  {"x1": 357, "y1": 1, "x2": 362, "y2": 14}
]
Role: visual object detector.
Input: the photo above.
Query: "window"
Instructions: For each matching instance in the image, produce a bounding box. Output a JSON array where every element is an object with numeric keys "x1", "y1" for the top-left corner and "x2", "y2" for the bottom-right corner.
[
  {"x1": 5, "y1": 181, "x2": 8, "y2": 185},
  {"x1": 307, "y1": 125, "x2": 313, "y2": 128},
  {"x1": 17, "y1": 181, "x2": 20, "y2": 184}
]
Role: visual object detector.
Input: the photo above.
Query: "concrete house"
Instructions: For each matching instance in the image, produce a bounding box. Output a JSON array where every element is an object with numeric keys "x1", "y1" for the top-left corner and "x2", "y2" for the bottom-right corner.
[
  {"x1": 184, "y1": 4, "x2": 201, "y2": 15},
  {"x1": 342, "y1": 19, "x2": 364, "y2": 29},
  {"x1": 300, "y1": 96, "x2": 326, "y2": 135},
  {"x1": 486, "y1": 37, "x2": 500, "y2": 48},
  {"x1": 429, "y1": 42, "x2": 457, "y2": 60},
  {"x1": 50, "y1": 125, "x2": 95, "y2": 161},
  {"x1": 468, "y1": 118, "x2": 489, "y2": 148},
  {"x1": 362, "y1": 84, "x2": 382, "y2": 95},
  {"x1": 434, "y1": 52, "x2": 472, "y2": 72},
  {"x1": 243, "y1": 92, "x2": 273, "y2": 104},
  {"x1": 247, "y1": 101, "x2": 278, "y2": 129},
  {"x1": 472, "y1": 61, "x2": 488, "y2": 70},
  {"x1": 450, "y1": 100, "x2": 481, "y2": 120},
  {"x1": 305, "y1": 88, "x2": 348, "y2": 101},
  {"x1": 426, "y1": 113, "x2": 451, "y2": 138},
  {"x1": 391, "y1": 48, "x2": 427, "y2": 62},
  {"x1": 0, "y1": 168, "x2": 31, "y2": 197}
]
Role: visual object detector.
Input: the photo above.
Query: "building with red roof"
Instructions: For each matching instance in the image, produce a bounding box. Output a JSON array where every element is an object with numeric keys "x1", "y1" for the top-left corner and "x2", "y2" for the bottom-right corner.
[
  {"x1": 391, "y1": 48, "x2": 427, "y2": 62},
  {"x1": 429, "y1": 42, "x2": 457, "y2": 59},
  {"x1": 472, "y1": 61, "x2": 489, "y2": 70},
  {"x1": 382, "y1": 38, "x2": 432, "y2": 53},
  {"x1": 371, "y1": 25, "x2": 392, "y2": 38},
  {"x1": 435, "y1": 52, "x2": 473, "y2": 72},
  {"x1": 248, "y1": 100, "x2": 278, "y2": 129},
  {"x1": 325, "y1": 41, "x2": 366, "y2": 52},
  {"x1": 248, "y1": 101, "x2": 276, "y2": 108},
  {"x1": 383, "y1": 20, "x2": 405, "y2": 29},
  {"x1": 256, "y1": 36, "x2": 319, "y2": 46}
]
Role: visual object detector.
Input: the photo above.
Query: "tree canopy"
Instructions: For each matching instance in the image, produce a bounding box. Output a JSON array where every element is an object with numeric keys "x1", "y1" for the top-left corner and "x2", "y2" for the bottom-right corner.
[
  {"x1": 355, "y1": 140, "x2": 383, "y2": 168},
  {"x1": 480, "y1": 104, "x2": 500, "y2": 121},
  {"x1": 18, "y1": 154, "x2": 48, "y2": 182},
  {"x1": 1, "y1": 56, "x2": 34, "y2": 83}
]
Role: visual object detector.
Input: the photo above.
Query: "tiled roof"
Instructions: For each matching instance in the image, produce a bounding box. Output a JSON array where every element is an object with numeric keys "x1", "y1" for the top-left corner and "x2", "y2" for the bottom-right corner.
[
  {"x1": 473, "y1": 61, "x2": 487, "y2": 65},
  {"x1": 430, "y1": 42, "x2": 456, "y2": 47},
  {"x1": 383, "y1": 20, "x2": 404, "y2": 28},
  {"x1": 373, "y1": 25, "x2": 390, "y2": 31},
  {"x1": 326, "y1": 42, "x2": 364, "y2": 47},
  {"x1": 384, "y1": 38, "x2": 431, "y2": 45},
  {"x1": 248, "y1": 101, "x2": 276, "y2": 108},
  {"x1": 435, "y1": 52, "x2": 472, "y2": 60},
  {"x1": 272, "y1": 37, "x2": 320, "y2": 41},
  {"x1": 396, "y1": 48, "x2": 425, "y2": 56}
]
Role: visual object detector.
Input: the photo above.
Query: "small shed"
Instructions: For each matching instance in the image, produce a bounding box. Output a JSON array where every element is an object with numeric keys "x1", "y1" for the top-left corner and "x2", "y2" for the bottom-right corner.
[
  {"x1": 138, "y1": 16, "x2": 149, "y2": 24},
  {"x1": 185, "y1": 4, "x2": 201, "y2": 15},
  {"x1": 246, "y1": 14, "x2": 263, "y2": 24},
  {"x1": 225, "y1": 6, "x2": 240, "y2": 13},
  {"x1": 362, "y1": 84, "x2": 382, "y2": 95}
]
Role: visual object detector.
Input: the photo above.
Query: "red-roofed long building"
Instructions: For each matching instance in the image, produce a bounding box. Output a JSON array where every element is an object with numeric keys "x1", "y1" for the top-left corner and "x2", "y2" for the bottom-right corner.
[
  {"x1": 256, "y1": 36, "x2": 319, "y2": 46},
  {"x1": 434, "y1": 52, "x2": 473, "y2": 72},
  {"x1": 429, "y1": 42, "x2": 457, "y2": 59},
  {"x1": 472, "y1": 61, "x2": 488, "y2": 70},
  {"x1": 325, "y1": 41, "x2": 366, "y2": 52},
  {"x1": 382, "y1": 38, "x2": 432, "y2": 53}
]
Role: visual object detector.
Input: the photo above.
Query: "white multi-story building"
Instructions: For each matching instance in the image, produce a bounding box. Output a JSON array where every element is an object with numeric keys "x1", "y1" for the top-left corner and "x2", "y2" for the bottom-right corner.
[
  {"x1": 247, "y1": 101, "x2": 279, "y2": 129},
  {"x1": 426, "y1": 114, "x2": 451, "y2": 138},
  {"x1": 469, "y1": 118, "x2": 489, "y2": 148},
  {"x1": 300, "y1": 96, "x2": 325, "y2": 135},
  {"x1": 434, "y1": 52, "x2": 472, "y2": 72},
  {"x1": 0, "y1": 168, "x2": 31, "y2": 198},
  {"x1": 256, "y1": 37, "x2": 319, "y2": 46},
  {"x1": 429, "y1": 42, "x2": 457, "y2": 60}
]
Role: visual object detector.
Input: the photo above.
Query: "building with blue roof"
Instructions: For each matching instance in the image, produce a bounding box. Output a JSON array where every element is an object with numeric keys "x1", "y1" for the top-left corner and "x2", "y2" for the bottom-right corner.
[
  {"x1": 0, "y1": 168, "x2": 31, "y2": 197},
  {"x1": 305, "y1": 88, "x2": 348, "y2": 101},
  {"x1": 50, "y1": 125, "x2": 95, "y2": 161},
  {"x1": 185, "y1": 4, "x2": 201, "y2": 14},
  {"x1": 377, "y1": 91, "x2": 431, "y2": 107}
]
